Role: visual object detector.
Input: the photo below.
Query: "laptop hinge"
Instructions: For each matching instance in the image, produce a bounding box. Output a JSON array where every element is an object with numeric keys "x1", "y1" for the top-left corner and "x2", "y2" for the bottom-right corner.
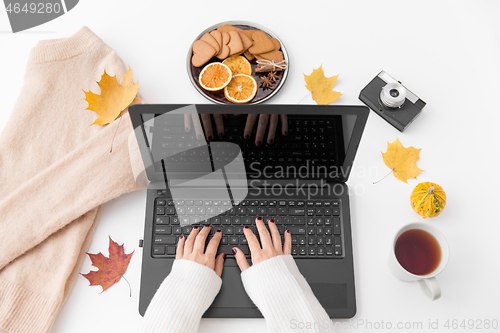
[
  {"x1": 160, "y1": 160, "x2": 169, "y2": 190},
  {"x1": 247, "y1": 179, "x2": 328, "y2": 188},
  {"x1": 149, "y1": 179, "x2": 331, "y2": 189}
]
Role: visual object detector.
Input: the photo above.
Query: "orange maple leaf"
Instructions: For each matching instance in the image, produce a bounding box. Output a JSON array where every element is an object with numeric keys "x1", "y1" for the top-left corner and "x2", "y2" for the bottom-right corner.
[
  {"x1": 303, "y1": 65, "x2": 342, "y2": 105},
  {"x1": 84, "y1": 67, "x2": 139, "y2": 125},
  {"x1": 81, "y1": 236, "x2": 134, "y2": 295}
]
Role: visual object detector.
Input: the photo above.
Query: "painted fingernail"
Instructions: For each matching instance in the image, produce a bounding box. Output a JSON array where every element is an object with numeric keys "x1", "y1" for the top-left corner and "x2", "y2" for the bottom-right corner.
[
  {"x1": 193, "y1": 226, "x2": 199, "y2": 229},
  {"x1": 257, "y1": 217, "x2": 262, "y2": 221},
  {"x1": 208, "y1": 135, "x2": 213, "y2": 141},
  {"x1": 180, "y1": 235, "x2": 184, "y2": 239},
  {"x1": 232, "y1": 248, "x2": 237, "y2": 255},
  {"x1": 284, "y1": 131, "x2": 288, "y2": 135},
  {"x1": 244, "y1": 226, "x2": 249, "y2": 229},
  {"x1": 219, "y1": 131, "x2": 224, "y2": 138},
  {"x1": 185, "y1": 127, "x2": 189, "y2": 132},
  {"x1": 222, "y1": 253, "x2": 227, "y2": 260},
  {"x1": 216, "y1": 229, "x2": 222, "y2": 233},
  {"x1": 256, "y1": 140, "x2": 262, "y2": 146},
  {"x1": 245, "y1": 134, "x2": 250, "y2": 140},
  {"x1": 286, "y1": 230, "x2": 290, "y2": 234},
  {"x1": 269, "y1": 139, "x2": 274, "y2": 144},
  {"x1": 205, "y1": 224, "x2": 210, "y2": 228},
  {"x1": 269, "y1": 219, "x2": 275, "y2": 223}
]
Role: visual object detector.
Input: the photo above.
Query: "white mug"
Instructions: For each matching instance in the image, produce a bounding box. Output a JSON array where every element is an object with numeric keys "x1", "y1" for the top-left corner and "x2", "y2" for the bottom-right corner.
[{"x1": 388, "y1": 222, "x2": 450, "y2": 300}]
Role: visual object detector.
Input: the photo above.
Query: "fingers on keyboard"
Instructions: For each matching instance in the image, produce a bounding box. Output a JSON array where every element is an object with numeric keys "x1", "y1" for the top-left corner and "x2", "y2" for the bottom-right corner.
[{"x1": 153, "y1": 199, "x2": 342, "y2": 258}]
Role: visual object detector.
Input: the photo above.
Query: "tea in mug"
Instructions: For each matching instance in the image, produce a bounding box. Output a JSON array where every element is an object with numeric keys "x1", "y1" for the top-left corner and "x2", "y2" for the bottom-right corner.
[{"x1": 395, "y1": 229, "x2": 441, "y2": 275}]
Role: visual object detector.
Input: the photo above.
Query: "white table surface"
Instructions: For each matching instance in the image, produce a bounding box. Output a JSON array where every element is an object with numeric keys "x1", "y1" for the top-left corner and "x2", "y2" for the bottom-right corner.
[{"x1": 1, "y1": 1, "x2": 500, "y2": 332}]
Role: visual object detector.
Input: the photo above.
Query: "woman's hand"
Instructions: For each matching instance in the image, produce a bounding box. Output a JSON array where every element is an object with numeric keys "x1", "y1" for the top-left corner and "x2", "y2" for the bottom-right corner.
[
  {"x1": 244, "y1": 114, "x2": 288, "y2": 146},
  {"x1": 184, "y1": 113, "x2": 288, "y2": 145},
  {"x1": 176, "y1": 225, "x2": 226, "y2": 277},
  {"x1": 232, "y1": 217, "x2": 292, "y2": 271},
  {"x1": 184, "y1": 114, "x2": 225, "y2": 141}
]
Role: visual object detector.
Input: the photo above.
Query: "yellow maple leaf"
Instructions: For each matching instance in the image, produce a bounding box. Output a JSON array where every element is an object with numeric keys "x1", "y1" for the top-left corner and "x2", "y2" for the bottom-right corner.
[
  {"x1": 380, "y1": 138, "x2": 423, "y2": 183},
  {"x1": 84, "y1": 67, "x2": 139, "y2": 125},
  {"x1": 303, "y1": 65, "x2": 342, "y2": 105}
]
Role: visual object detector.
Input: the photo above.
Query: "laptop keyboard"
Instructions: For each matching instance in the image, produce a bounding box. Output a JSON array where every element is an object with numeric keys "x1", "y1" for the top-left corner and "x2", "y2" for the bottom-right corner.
[{"x1": 152, "y1": 196, "x2": 343, "y2": 259}]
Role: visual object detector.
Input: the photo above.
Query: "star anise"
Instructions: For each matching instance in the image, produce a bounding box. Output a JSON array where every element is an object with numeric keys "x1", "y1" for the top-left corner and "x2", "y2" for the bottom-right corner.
[
  {"x1": 267, "y1": 71, "x2": 279, "y2": 83},
  {"x1": 259, "y1": 76, "x2": 274, "y2": 90}
]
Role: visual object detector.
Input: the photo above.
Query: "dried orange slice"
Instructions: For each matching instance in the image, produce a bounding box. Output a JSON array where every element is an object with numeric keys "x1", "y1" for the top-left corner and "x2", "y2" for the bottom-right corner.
[
  {"x1": 224, "y1": 74, "x2": 257, "y2": 104},
  {"x1": 199, "y1": 62, "x2": 232, "y2": 91},
  {"x1": 222, "y1": 56, "x2": 252, "y2": 75}
]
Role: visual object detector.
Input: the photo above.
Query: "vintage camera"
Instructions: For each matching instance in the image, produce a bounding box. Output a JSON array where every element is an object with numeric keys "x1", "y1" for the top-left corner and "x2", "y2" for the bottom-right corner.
[{"x1": 359, "y1": 71, "x2": 426, "y2": 132}]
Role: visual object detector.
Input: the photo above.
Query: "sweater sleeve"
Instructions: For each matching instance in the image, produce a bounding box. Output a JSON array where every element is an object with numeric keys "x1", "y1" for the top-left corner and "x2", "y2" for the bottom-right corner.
[
  {"x1": 0, "y1": 111, "x2": 142, "y2": 270},
  {"x1": 137, "y1": 259, "x2": 222, "y2": 333},
  {"x1": 241, "y1": 255, "x2": 334, "y2": 333}
]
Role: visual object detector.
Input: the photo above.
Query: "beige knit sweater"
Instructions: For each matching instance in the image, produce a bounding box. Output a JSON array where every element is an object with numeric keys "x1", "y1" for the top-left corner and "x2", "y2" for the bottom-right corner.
[{"x1": 0, "y1": 27, "x2": 146, "y2": 333}]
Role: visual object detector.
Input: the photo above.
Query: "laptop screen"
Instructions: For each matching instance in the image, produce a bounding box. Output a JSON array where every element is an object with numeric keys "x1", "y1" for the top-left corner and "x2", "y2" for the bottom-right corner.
[{"x1": 130, "y1": 104, "x2": 368, "y2": 186}]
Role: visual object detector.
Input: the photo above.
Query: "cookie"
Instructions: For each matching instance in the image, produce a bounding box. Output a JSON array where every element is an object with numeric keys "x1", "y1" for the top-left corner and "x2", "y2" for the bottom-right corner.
[
  {"x1": 240, "y1": 29, "x2": 257, "y2": 40},
  {"x1": 243, "y1": 50, "x2": 255, "y2": 61},
  {"x1": 216, "y1": 32, "x2": 231, "y2": 59},
  {"x1": 255, "y1": 49, "x2": 284, "y2": 61},
  {"x1": 271, "y1": 38, "x2": 280, "y2": 50},
  {"x1": 201, "y1": 32, "x2": 220, "y2": 56},
  {"x1": 217, "y1": 24, "x2": 242, "y2": 34},
  {"x1": 228, "y1": 30, "x2": 244, "y2": 56},
  {"x1": 248, "y1": 31, "x2": 275, "y2": 54},
  {"x1": 256, "y1": 37, "x2": 283, "y2": 61},
  {"x1": 229, "y1": 31, "x2": 254, "y2": 57},
  {"x1": 238, "y1": 31, "x2": 253, "y2": 52},
  {"x1": 210, "y1": 30, "x2": 223, "y2": 55},
  {"x1": 192, "y1": 40, "x2": 216, "y2": 67}
]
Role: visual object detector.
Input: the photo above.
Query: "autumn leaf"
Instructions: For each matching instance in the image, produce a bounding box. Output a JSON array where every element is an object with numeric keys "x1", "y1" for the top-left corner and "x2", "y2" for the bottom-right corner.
[
  {"x1": 84, "y1": 67, "x2": 139, "y2": 125},
  {"x1": 81, "y1": 236, "x2": 134, "y2": 296},
  {"x1": 375, "y1": 138, "x2": 423, "y2": 184},
  {"x1": 303, "y1": 65, "x2": 342, "y2": 105}
]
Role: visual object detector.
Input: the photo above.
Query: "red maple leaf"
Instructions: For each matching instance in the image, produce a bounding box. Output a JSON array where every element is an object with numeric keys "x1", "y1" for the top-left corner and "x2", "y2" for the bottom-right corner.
[{"x1": 81, "y1": 236, "x2": 134, "y2": 295}]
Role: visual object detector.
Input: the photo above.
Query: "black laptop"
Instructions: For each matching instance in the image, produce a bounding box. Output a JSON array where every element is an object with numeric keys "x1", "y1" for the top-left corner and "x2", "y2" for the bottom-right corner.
[{"x1": 129, "y1": 104, "x2": 368, "y2": 318}]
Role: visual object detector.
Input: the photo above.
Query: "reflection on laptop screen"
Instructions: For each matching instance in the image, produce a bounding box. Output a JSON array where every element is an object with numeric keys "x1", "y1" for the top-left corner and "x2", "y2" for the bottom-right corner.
[{"x1": 138, "y1": 105, "x2": 358, "y2": 183}]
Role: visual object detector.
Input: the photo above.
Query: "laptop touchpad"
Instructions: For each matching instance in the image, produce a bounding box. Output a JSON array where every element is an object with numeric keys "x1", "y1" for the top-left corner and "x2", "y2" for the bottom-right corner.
[
  {"x1": 310, "y1": 283, "x2": 348, "y2": 309},
  {"x1": 211, "y1": 266, "x2": 255, "y2": 308}
]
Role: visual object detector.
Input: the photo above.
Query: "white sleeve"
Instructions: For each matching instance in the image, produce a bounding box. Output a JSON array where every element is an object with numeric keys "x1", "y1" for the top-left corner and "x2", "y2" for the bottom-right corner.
[
  {"x1": 137, "y1": 259, "x2": 222, "y2": 333},
  {"x1": 241, "y1": 255, "x2": 334, "y2": 333}
]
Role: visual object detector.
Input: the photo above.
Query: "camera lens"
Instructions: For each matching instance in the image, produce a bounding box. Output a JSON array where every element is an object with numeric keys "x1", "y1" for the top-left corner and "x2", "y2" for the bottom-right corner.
[
  {"x1": 390, "y1": 89, "x2": 399, "y2": 97},
  {"x1": 380, "y1": 83, "x2": 406, "y2": 108}
]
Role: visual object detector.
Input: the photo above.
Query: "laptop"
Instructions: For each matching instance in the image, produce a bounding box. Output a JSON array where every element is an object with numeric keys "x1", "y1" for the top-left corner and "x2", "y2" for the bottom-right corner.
[{"x1": 129, "y1": 104, "x2": 368, "y2": 318}]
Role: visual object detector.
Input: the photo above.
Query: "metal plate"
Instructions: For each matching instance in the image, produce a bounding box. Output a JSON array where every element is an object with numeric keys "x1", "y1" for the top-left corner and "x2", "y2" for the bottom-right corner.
[{"x1": 187, "y1": 20, "x2": 289, "y2": 104}]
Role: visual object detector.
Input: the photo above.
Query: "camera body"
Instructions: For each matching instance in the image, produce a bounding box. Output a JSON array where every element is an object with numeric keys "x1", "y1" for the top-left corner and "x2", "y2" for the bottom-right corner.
[{"x1": 359, "y1": 71, "x2": 426, "y2": 132}]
